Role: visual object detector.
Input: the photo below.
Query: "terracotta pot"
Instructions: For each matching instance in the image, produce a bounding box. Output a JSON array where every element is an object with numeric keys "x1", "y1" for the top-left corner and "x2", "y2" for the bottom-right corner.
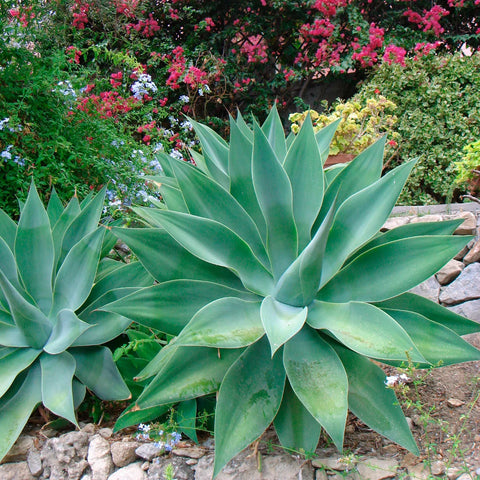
[{"x1": 324, "y1": 153, "x2": 355, "y2": 168}]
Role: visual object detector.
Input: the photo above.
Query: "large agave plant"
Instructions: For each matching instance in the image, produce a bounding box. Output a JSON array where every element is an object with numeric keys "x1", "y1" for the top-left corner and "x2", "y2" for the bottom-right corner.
[
  {"x1": 0, "y1": 184, "x2": 154, "y2": 461},
  {"x1": 104, "y1": 107, "x2": 480, "y2": 477}
]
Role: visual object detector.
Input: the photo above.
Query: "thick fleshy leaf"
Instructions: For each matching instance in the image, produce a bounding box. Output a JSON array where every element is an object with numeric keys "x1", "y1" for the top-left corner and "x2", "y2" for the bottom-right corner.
[
  {"x1": 188, "y1": 148, "x2": 210, "y2": 175},
  {"x1": 261, "y1": 104, "x2": 287, "y2": 162},
  {"x1": 307, "y1": 301, "x2": 427, "y2": 363},
  {"x1": 261, "y1": 296, "x2": 307, "y2": 356},
  {"x1": 52, "y1": 196, "x2": 81, "y2": 266},
  {"x1": 176, "y1": 298, "x2": 263, "y2": 348},
  {"x1": 44, "y1": 309, "x2": 92, "y2": 354},
  {"x1": 274, "y1": 200, "x2": 336, "y2": 306},
  {"x1": 159, "y1": 183, "x2": 189, "y2": 212},
  {"x1": 112, "y1": 227, "x2": 242, "y2": 289},
  {"x1": 0, "y1": 364, "x2": 41, "y2": 462},
  {"x1": 332, "y1": 342, "x2": 419, "y2": 454},
  {"x1": 46, "y1": 188, "x2": 64, "y2": 227},
  {"x1": 315, "y1": 119, "x2": 341, "y2": 162},
  {"x1": 274, "y1": 380, "x2": 321, "y2": 454},
  {"x1": 133, "y1": 209, "x2": 273, "y2": 295},
  {"x1": 100, "y1": 280, "x2": 256, "y2": 335},
  {"x1": 317, "y1": 235, "x2": 471, "y2": 303},
  {"x1": 114, "y1": 404, "x2": 171, "y2": 432},
  {"x1": 0, "y1": 270, "x2": 51, "y2": 348},
  {"x1": 374, "y1": 292, "x2": 480, "y2": 336},
  {"x1": 229, "y1": 118, "x2": 266, "y2": 240},
  {"x1": 73, "y1": 378, "x2": 86, "y2": 409},
  {"x1": 235, "y1": 109, "x2": 253, "y2": 141},
  {"x1": 0, "y1": 209, "x2": 17, "y2": 251},
  {"x1": 40, "y1": 351, "x2": 77, "y2": 426},
  {"x1": 176, "y1": 398, "x2": 198, "y2": 443},
  {"x1": 384, "y1": 309, "x2": 480, "y2": 365},
  {"x1": 252, "y1": 123, "x2": 297, "y2": 279},
  {"x1": 284, "y1": 327, "x2": 348, "y2": 450},
  {"x1": 324, "y1": 164, "x2": 345, "y2": 188},
  {"x1": 214, "y1": 336, "x2": 285, "y2": 478},
  {"x1": 170, "y1": 158, "x2": 269, "y2": 268},
  {"x1": 71, "y1": 347, "x2": 130, "y2": 400},
  {"x1": 320, "y1": 160, "x2": 416, "y2": 287},
  {"x1": 284, "y1": 116, "x2": 324, "y2": 250},
  {"x1": 189, "y1": 118, "x2": 229, "y2": 188},
  {"x1": 0, "y1": 323, "x2": 30, "y2": 347},
  {"x1": 137, "y1": 347, "x2": 242, "y2": 409},
  {"x1": 15, "y1": 182, "x2": 54, "y2": 314},
  {"x1": 53, "y1": 228, "x2": 105, "y2": 314},
  {"x1": 0, "y1": 237, "x2": 22, "y2": 291},
  {"x1": 0, "y1": 348, "x2": 40, "y2": 397}
]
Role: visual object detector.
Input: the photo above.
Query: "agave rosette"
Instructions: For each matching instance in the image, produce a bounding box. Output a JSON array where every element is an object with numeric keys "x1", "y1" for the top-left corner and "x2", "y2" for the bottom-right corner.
[
  {"x1": 0, "y1": 184, "x2": 154, "y2": 460},
  {"x1": 105, "y1": 107, "x2": 480, "y2": 477}
]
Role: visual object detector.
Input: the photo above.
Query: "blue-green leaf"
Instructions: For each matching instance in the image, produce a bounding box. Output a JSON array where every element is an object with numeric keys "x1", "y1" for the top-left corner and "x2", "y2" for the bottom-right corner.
[
  {"x1": 315, "y1": 119, "x2": 341, "y2": 163},
  {"x1": 46, "y1": 188, "x2": 64, "y2": 227},
  {"x1": 0, "y1": 209, "x2": 17, "y2": 251},
  {"x1": 261, "y1": 104, "x2": 287, "y2": 162},
  {"x1": 176, "y1": 399, "x2": 198, "y2": 443},
  {"x1": 0, "y1": 348, "x2": 40, "y2": 397}
]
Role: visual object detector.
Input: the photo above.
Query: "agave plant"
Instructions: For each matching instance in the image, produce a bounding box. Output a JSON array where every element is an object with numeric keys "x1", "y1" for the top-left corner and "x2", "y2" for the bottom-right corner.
[
  {"x1": 0, "y1": 183, "x2": 154, "y2": 461},
  {"x1": 104, "y1": 107, "x2": 480, "y2": 477}
]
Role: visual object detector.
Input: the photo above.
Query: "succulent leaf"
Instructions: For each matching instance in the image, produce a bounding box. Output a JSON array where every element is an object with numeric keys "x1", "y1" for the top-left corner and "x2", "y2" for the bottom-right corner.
[
  {"x1": 46, "y1": 187, "x2": 65, "y2": 227},
  {"x1": 0, "y1": 348, "x2": 40, "y2": 397},
  {"x1": 0, "y1": 209, "x2": 17, "y2": 251},
  {"x1": 261, "y1": 104, "x2": 287, "y2": 161}
]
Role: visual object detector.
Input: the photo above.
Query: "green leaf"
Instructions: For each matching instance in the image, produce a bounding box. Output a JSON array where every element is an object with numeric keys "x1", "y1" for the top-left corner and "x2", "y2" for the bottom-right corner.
[
  {"x1": 100, "y1": 280, "x2": 256, "y2": 335},
  {"x1": 284, "y1": 327, "x2": 348, "y2": 450},
  {"x1": 0, "y1": 270, "x2": 51, "y2": 349},
  {"x1": 0, "y1": 323, "x2": 30, "y2": 347},
  {"x1": 261, "y1": 296, "x2": 307, "y2": 356},
  {"x1": 46, "y1": 188, "x2": 64, "y2": 227},
  {"x1": 176, "y1": 399, "x2": 198, "y2": 443},
  {"x1": 115, "y1": 404, "x2": 171, "y2": 432},
  {"x1": 235, "y1": 109, "x2": 253, "y2": 141},
  {"x1": 261, "y1": 104, "x2": 287, "y2": 161},
  {"x1": 133, "y1": 209, "x2": 273, "y2": 295},
  {"x1": 188, "y1": 148, "x2": 210, "y2": 175},
  {"x1": 274, "y1": 380, "x2": 321, "y2": 454},
  {"x1": 15, "y1": 182, "x2": 54, "y2": 314},
  {"x1": 383, "y1": 309, "x2": 480, "y2": 365},
  {"x1": 170, "y1": 158, "x2": 269, "y2": 268},
  {"x1": 176, "y1": 298, "x2": 263, "y2": 348},
  {"x1": 71, "y1": 347, "x2": 130, "y2": 400},
  {"x1": 40, "y1": 351, "x2": 77, "y2": 426},
  {"x1": 53, "y1": 228, "x2": 105, "y2": 314},
  {"x1": 159, "y1": 183, "x2": 189, "y2": 212},
  {"x1": 0, "y1": 364, "x2": 41, "y2": 463},
  {"x1": 0, "y1": 237, "x2": 22, "y2": 291},
  {"x1": 307, "y1": 301, "x2": 427, "y2": 363},
  {"x1": 52, "y1": 196, "x2": 81, "y2": 267},
  {"x1": 320, "y1": 160, "x2": 416, "y2": 287},
  {"x1": 137, "y1": 347, "x2": 242, "y2": 409},
  {"x1": 332, "y1": 342, "x2": 419, "y2": 454},
  {"x1": 284, "y1": 116, "x2": 324, "y2": 250},
  {"x1": 317, "y1": 235, "x2": 471, "y2": 303},
  {"x1": 0, "y1": 348, "x2": 40, "y2": 397},
  {"x1": 112, "y1": 227, "x2": 243, "y2": 289},
  {"x1": 44, "y1": 309, "x2": 92, "y2": 354},
  {"x1": 0, "y1": 209, "x2": 17, "y2": 251},
  {"x1": 315, "y1": 119, "x2": 341, "y2": 162},
  {"x1": 214, "y1": 336, "x2": 285, "y2": 478},
  {"x1": 252, "y1": 122, "x2": 297, "y2": 279},
  {"x1": 374, "y1": 293, "x2": 480, "y2": 336}
]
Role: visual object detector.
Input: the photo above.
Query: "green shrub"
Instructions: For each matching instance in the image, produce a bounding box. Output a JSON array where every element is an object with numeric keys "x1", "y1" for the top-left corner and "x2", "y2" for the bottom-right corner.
[
  {"x1": 102, "y1": 108, "x2": 480, "y2": 477},
  {"x1": 455, "y1": 139, "x2": 480, "y2": 193},
  {"x1": 356, "y1": 52, "x2": 480, "y2": 205}
]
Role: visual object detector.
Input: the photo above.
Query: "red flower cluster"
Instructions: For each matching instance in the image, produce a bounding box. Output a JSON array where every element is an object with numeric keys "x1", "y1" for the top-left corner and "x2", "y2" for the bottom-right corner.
[
  {"x1": 71, "y1": 1, "x2": 90, "y2": 29},
  {"x1": 126, "y1": 14, "x2": 160, "y2": 37},
  {"x1": 66, "y1": 46, "x2": 82, "y2": 64}
]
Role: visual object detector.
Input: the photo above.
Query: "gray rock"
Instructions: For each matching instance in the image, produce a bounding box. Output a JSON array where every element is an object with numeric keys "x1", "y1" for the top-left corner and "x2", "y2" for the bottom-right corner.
[
  {"x1": 26, "y1": 448, "x2": 43, "y2": 476},
  {"x1": 439, "y1": 263, "x2": 480, "y2": 305},
  {"x1": 87, "y1": 434, "x2": 114, "y2": 480},
  {"x1": 0, "y1": 461, "x2": 35, "y2": 480},
  {"x1": 135, "y1": 443, "x2": 160, "y2": 462},
  {"x1": 172, "y1": 446, "x2": 206, "y2": 459},
  {"x1": 381, "y1": 216, "x2": 410, "y2": 231},
  {"x1": 410, "y1": 214, "x2": 443, "y2": 224},
  {"x1": 148, "y1": 458, "x2": 194, "y2": 480},
  {"x1": 356, "y1": 457, "x2": 398, "y2": 480},
  {"x1": 2, "y1": 435, "x2": 34, "y2": 463},
  {"x1": 435, "y1": 259, "x2": 464, "y2": 285},
  {"x1": 448, "y1": 299, "x2": 480, "y2": 323},
  {"x1": 409, "y1": 276, "x2": 440, "y2": 303},
  {"x1": 312, "y1": 456, "x2": 352, "y2": 471},
  {"x1": 431, "y1": 460, "x2": 446, "y2": 476},
  {"x1": 107, "y1": 462, "x2": 146, "y2": 480},
  {"x1": 452, "y1": 211, "x2": 477, "y2": 235},
  {"x1": 111, "y1": 441, "x2": 140, "y2": 468},
  {"x1": 98, "y1": 428, "x2": 113, "y2": 439},
  {"x1": 463, "y1": 239, "x2": 480, "y2": 264}
]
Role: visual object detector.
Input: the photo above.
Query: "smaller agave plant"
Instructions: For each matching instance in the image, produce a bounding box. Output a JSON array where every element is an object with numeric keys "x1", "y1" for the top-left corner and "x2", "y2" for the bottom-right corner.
[
  {"x1": 0, "y1": 183, "x2": 154, "y2": 461},
  {"x1": 103, "y1": 107, "x2": 480, "y2": 478}
]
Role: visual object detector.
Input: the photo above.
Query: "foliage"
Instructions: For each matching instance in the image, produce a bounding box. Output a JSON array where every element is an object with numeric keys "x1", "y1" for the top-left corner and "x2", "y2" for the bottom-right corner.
[
  {"x1": 102, "y1": 107, "x2": 480, "y2": 477},
  {"x1": 356, "y1": 52, "x2": 480, "y2": 205},
  {"x1": 455, "y1": 139, "x2": 480, "y2": 192},
  {"x1": 289, "y1": 96, "x2": 399, "y2": 156},
  {"x1": 0, "y1": 183, "x2": 154, "y2": 461}
]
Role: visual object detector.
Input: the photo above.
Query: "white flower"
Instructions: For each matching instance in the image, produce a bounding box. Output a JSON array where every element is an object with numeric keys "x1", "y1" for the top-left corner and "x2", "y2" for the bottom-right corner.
[
  {"x1": 131, "y1": 74, "x2": 158, "y2": 100},
  {"x1": 385, "y1": 374, "x2": 410, "y2": 387},
  {"x1": 169, "y1": 149, "x2": 183, "y2": 160},
  {"x1": 179, "y1": 95, "x2": 190, "y2": 104}
]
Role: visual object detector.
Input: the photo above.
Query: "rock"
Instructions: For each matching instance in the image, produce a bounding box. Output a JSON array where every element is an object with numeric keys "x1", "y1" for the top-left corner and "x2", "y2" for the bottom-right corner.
[
  {"x1": 431, "y1": 460, "x2": 446, "y2": 476},
  {"x1": 435, "y1": 259, "x2": 464, "y2": 285},
  {"x1": 447, "y1": 398, "x2": 465, "y2": 407},
  {"x1": 81, "y1": 424, "x2": 97, "y2": 435},
  {"x1": 381, "y1": 216, "x2": 410, "y2": 231},
  {"x1": 463, "y1": 239, "x2": 480, "y2": 264},
  {"x1": 410, "y1": 214, "x2": 443, "y2": 224},
  {"x1": 312, "y1": 456, "x2": 352, "y2": 471},
  {"x1": 3, "y1": 435, "x2": 34, "y2": 463},
  {"x1": 407, "y1": 463, "x2": 430, "y2": 480},
  {"x1": 107, "y1": 462, "x2": 146, "y2": 480},
  {"x1": 87, "y1": 434, "x2": 114, "y2": 480},
  {"x1": 454, "y1": 242, "x2": 473, "y2": 261},
  {"x1": 0, "y1": 461, "x2": 35, "y2": 480},
  {"x1": 26, "y1": 448, "x2": 43, "y2": 476},
  {"x1": 186, "y1": 459, "x2": 198, "y2": 465},
  {"x1": 98, "y1": 428, "x2": 113, "y2": 439},
  {"x1": 316, "y1": 470, "x2": 329, "y2": 480},
  {"x1": 439, "y1": 263, "x2": 480, "y2": 305},
  {"x1": 148, "y1": 458, "x2": 194, "y2": 480},
  {"x1": 456, "y1": 474, "x2": 475, "y2": 480},
  {"x1": 111, "y1": 441, "x2": 140, "y2": 468},
  {"x1": 135, "y1": 443, "x2": 160, "y2": 461},
  {"x1": 172, "y1": 446, "x2": 206, "y2": 459},
  {"x1": 452, "y1": 212, "x2": 477, "y2": 235},
  {"x1": 410, "y1": 276, "x2": 440, "y2": 303},
  {"x1": 448, "y1": 299, "x2": 480, "y2": 323},
  {"x1": 446, "y1": 467, "x2": 463, "y2": 480},
  {"x1": 356, "y1": 457, "x2": 398, "y2": 480}
]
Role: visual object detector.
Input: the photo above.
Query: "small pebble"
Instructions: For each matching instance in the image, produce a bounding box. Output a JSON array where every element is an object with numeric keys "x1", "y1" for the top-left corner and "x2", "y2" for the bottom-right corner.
[{"x1": 447, "y1": 398, "x2": 465, "y2": 408}]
